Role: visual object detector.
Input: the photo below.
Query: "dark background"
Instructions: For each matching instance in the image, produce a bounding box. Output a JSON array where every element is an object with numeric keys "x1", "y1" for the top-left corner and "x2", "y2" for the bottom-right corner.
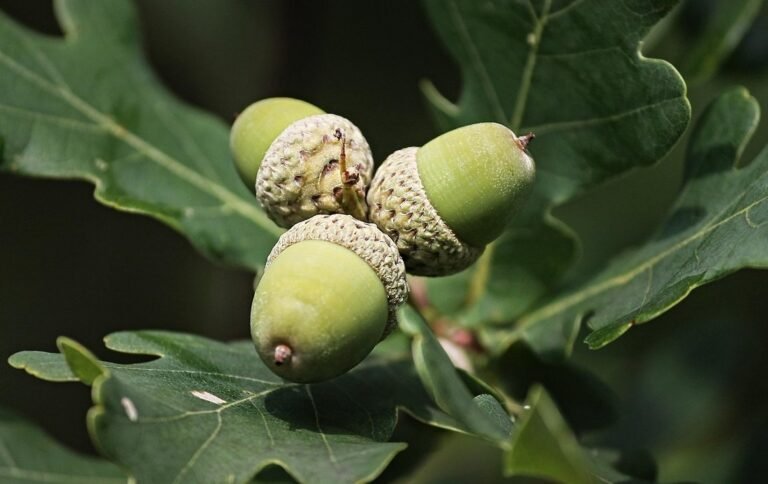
[{"x1": 1, "y1": 1, "x2": 767, "y2": 482}]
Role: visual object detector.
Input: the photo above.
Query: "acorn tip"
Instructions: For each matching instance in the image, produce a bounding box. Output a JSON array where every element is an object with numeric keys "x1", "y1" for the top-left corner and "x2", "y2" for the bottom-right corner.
[
  {"x1": 274, "y1": 344, "x2": 293, "y2": 366},
  {"x1": 518, "y1": 132, "x2": 535, "y2": 150}
]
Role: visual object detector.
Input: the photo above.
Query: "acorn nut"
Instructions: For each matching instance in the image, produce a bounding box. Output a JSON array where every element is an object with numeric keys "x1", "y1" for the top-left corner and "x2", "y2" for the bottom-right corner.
[
  {"x1": 230, "y1": 98, "x2": 374, "y2": 228},
  {"x1": 367, "y1": 123, "x2": 535, "y2": 276},
  {"x1": 251, "y1": 214, "x2": 408, "y2": 383}
]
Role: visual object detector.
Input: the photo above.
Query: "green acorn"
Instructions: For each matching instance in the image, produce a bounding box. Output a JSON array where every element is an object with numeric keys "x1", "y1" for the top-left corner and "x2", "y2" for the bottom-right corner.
[
  {"x1": 367, "y1": 123, "x2": 535, "y2": 276},
  {"x1": 251, "y1": 214, "x2": 408, "y2": 383},
  {"x1": 230, "y1": 98, "x2": 373, "y2": 228}
]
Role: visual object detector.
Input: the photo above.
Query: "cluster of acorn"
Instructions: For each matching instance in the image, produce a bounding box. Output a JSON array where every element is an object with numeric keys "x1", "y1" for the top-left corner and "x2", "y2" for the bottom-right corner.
[{"x1": 230, "y1": 98, "x2": 535, "y2": 383}]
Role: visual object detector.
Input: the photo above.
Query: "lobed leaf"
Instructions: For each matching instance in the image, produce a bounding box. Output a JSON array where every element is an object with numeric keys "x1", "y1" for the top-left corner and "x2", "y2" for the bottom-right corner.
[
  {"x1": 0, "y1": 0, "x2": 280, "y2": 270},
  {"x1": 9, "y1": 330, "x2": 501, "y2": 484},
  {"x1": 487, "y1": 87, "x2": 766, "y2": 352},
  {"x1": 421, "y1": 0, "x2": 690, "y2": 325},
  {"x1": 0, "y1": 406, "x2": 127, "y2": 483}
]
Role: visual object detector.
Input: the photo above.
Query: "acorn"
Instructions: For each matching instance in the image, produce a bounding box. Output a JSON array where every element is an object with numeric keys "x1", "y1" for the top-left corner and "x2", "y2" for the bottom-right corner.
[
  {"x1": 230, "y1": 98, "x2": 374, "y2": 228},
  {"x1": 251, "y1": 214, "x2": 408, "y2": 383},
  {"x1": 367, "y1": 123, "x2": 535, "y2": 276}
]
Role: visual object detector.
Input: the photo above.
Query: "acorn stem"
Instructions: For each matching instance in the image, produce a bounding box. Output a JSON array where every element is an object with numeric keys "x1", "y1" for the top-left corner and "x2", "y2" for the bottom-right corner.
[
  {"x1": 518, "y1": 132, "x2": 535, "y2": 150},
  {"x1": 274, "y1": 344, "x2": 293, "y2": 366},
  {"x1": 337, "y1": 129, "x2": 368, "y2": 220}
]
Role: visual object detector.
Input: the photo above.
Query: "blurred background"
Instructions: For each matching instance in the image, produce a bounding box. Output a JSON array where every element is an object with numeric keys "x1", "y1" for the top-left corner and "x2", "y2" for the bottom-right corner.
[{"x1": 0, "y1": 1, "x2": 766, "y2": 482}]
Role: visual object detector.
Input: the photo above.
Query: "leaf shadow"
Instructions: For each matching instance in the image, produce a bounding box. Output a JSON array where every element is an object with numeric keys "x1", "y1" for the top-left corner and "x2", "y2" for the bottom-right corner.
[
  {"x1": 494, "y1": 341, "x2": 618, "y2": 435},
  {"x1": 685, "y1": 144, "x2": 738, "y2": 181},
  {"x1": 262, "y1": 362, "x2": 408, "y2": 441}
]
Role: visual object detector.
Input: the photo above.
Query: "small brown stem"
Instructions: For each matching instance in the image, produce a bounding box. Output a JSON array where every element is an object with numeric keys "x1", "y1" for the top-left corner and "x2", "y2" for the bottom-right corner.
[
  {"x1": 274, "y1": 344, "x2": 292, "y2": 366},
  {"x1": 517, "y1": 132, "x2": 535, "y2": 150},
  {"x1": 336, "y1": 129, "x2": 368, "y2": 220}
]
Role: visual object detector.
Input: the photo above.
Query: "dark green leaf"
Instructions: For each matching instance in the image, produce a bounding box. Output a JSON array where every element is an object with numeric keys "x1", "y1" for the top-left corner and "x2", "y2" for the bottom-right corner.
[
  {"x1": 0, "y1": 406, "x2": 127, "y2": 483},
  {"x1": 504, "y1": 385, "x2": 593, "y2": 483},
  {"x1": 472, "y1": 394, "x2": 513, "y2": 437},
  {"x1": 10, "y1": 330, "x2": 482, "y2": 484},
  {"x1": 489, "y1": 87, "x2": 765, "y2": 351},
  {"x1": 421, "y1": 0, "x2": 690, "y2": 325},
  {"x1": 398, "y1": 305, "x2": 510, "y2": 442},
  {"x1": 681, "y1": 0, "x2": 764, "y2": 84},
  {"x1": 0, "y1": 0, "x2": 280, "y2": 270},
  {"x1": 505, "y1": 386, "x2": 649, "y2": 483}
]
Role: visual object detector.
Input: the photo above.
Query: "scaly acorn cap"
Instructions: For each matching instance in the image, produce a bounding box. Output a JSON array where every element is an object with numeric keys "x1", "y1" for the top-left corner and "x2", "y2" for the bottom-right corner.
[
  {"x1": 367, "y1": 123, "x2": 535, "y2": 276},
  {"x1": 230, "y1": 98, "x2": 324, "y2": 189},
  {"x1": 266, "y1": 214, "x2": 408, "y2": 327},
  {"x1": 256, "y1": 113, "x2": 374, "y2": 228},
  {"x1": 367, "y1": 147, "x2": 484, "y2": 276},
  {"x1": 251, "y1": 214, "x2": 408, "y2": 383}
]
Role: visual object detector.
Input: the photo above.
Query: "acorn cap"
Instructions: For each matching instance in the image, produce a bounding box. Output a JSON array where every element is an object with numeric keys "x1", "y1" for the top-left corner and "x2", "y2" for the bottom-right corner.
[
  {"x1": 230, "y1": 98, "x2": 324, "y2": 188},
  {"x1": 367, "y1": 147, "x2": 484, "y2": 276},
  {"x1": 256, "y1": 114, "x2": 374, "y2": 228},
  {"x1": 266, "y1": 214, "x2": 408, "y2": 334}
]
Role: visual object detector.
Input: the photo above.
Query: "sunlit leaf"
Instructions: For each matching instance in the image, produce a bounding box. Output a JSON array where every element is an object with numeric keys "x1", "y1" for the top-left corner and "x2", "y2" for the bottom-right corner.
[{"x1": 0, "y1": 0, "x2": 280, "y2": 270}]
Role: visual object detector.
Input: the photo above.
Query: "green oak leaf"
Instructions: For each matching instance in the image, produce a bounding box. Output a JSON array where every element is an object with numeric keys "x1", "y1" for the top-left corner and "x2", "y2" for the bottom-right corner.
[
  {"x1": 0, "y1": 406, "x2": 127, "y2": 484},
  {"x1": 0, "y1": 0, "x2": 280, "y2": 270},
  {"x1": 9, "y1": 330, "x2": 497, "y2": 484},
  {"x1": 505, "y1": 386, "x2": 653, "y2": 483},
  {"x1": 487, "y1": 87, "x2": 765, "y2": 353},
  {"x1": 398, "y1": 305, "x2": 512, "y2": 443},
  {"x1": 505, "y1": 386, "x2": 593, "y2": 483},
  {"x1": 421, "y1": 0, "x2": 690, "y2": 325}
]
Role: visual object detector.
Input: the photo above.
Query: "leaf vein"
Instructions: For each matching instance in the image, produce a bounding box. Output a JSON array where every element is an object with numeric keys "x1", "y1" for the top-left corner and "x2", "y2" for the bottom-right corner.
[
  {"x1": 136, "y1": 387, "x2": 288, "y2": 423},
  {"x1": 0, "y1": 44, "x2": 281, "y2": 238},
  {"x1": 0, "y1": 103, "x2": 104, "y2": 132},
  {"x1": 547, "y1": 0, "x2": 587, "y2": 21},
  {"x1": 250, "y1": 400, "x2": 275, "y2": 448},
  {"x1": 331, "y1": 381, "x2": 378, "y2": 440},
  {"x1": 105, "y1": 365, "x2": 283, "y2": 386},
  {"x1": 172, "y1": 412, "x2": 223, "y2": 484},
  {"x1": 306, "y1": 386, "x2": 338, "y2": 467},
  {"x1": 152, "y1": 101, "x2": 213, "y2": 175},
  {"x1": 536, "y1": 45, "x2": 621, "y2": 60},
  {"x1": 521, "y1": 96, "x2": 684, "y2": 135},
  {"x1": 18, "y1": 32, "x2": 69, "y2": 89},
  {"x1": 510, "y1": 0, "x2": 551, "y2": 130},
  {"x1": 518, "y1": 191, "x2": 768, "y2": 329}
]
